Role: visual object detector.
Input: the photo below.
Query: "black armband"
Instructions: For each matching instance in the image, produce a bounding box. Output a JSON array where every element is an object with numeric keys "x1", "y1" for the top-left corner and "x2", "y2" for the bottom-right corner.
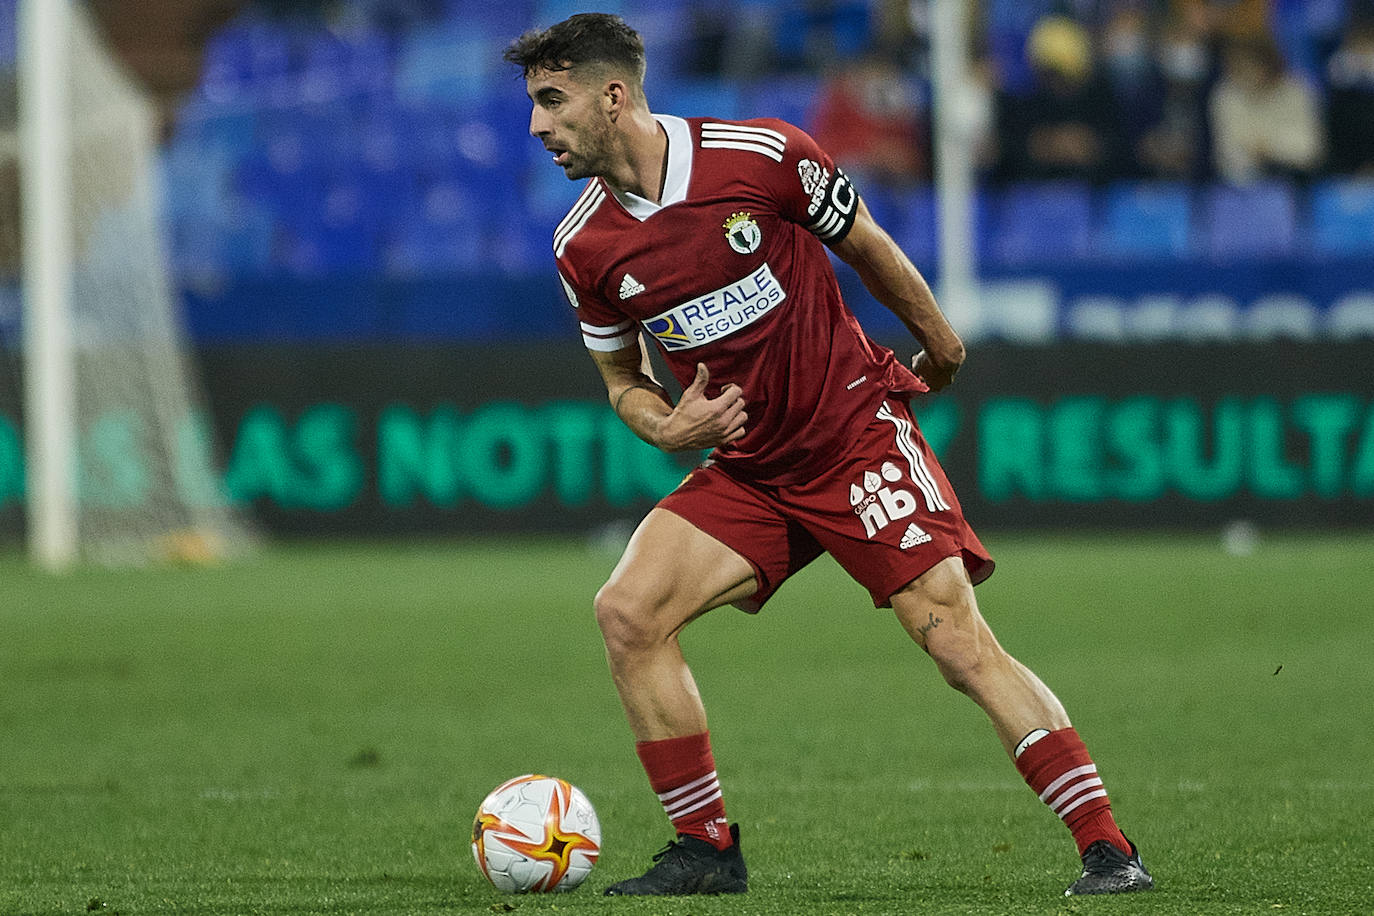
[{"x1": 806, "y1": 168, "x2": 859, "y2": 244}]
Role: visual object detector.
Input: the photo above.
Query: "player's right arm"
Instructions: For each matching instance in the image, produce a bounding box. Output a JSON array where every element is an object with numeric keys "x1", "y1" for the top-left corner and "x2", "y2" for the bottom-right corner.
[{"x1": 589, "y1": 342, "x2": 748, "y2": 452}]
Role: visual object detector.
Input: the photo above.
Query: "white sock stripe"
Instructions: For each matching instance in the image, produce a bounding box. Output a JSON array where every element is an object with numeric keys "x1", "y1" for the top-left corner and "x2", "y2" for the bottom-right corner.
[
  {"x1": 1055, "y1": 788, "x2": 1109, "y2": 821},
  {"x1": 661, "y1": 778, "x2": 721, "y2": 814},
  {"x1": 656, "y1": 771, "x2": 719, "y2": 804},
  {"x1": 662, "y1": 791, "x2": 725, "y2": 818},
  {"x1": 664, "y1": 785, "x2": 723, "y2": 819},
  {"x1": 662, "y1": 780, "x2": 725, "y2": 818},
  {"x1": 1037, "y1": 764, "x2": 1098, "y2": 803},
  {"x1": 1048, "y1": 776, "x2": 1104, "y2": 813}
]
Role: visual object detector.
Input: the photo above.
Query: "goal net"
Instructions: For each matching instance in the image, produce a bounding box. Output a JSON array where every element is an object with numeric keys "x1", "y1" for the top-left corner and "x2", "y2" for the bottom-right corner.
[{"x1": 0, "y1": 0, "x2": 252, "y2": 566}]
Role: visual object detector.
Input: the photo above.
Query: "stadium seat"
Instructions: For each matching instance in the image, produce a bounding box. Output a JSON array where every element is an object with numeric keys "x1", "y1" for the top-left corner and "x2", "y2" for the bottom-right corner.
[
  {"x1": 197, "y1": 17, "x2": 293, "y2": 103},
  {"x1": 444, "y1": 0, "x2": 536, "y2": 36},
  {"x1": 170, "y1": 203, "x2": 276, "y2": 279},
  {"x1": 235, "y1": 151, "x2": 326, "y2": 225},
  {"x1": 0, "y1": 1, "x2": 16, "y2": 71},
  {"x1": 1100, "y1": 182, "x2": 1193, "y2": 260},
  {"x1": 656, "y1": 78, "x2": 742, "y2": 120},
  {"x1": 394, "y1": 26, "x2": 497, "y2": 106},
  {"x1": 989, "y1": 182, "x2": 1093, "y2": 266},
  {"x1": 298, "y1": 27, "x2": 394, "y2": 100},
  {"x1": 384, "y1": 177, "x2": 489, "y2": 275},
  {"x1": 741, "y1": 74, "x2": 821, "y2": 131},
  {"x1": 1309, "y1": 179, "x2": 1374, "y2": 257},
  {"x1": 1201, "y1": 181, "x2": 1298, "y2": 261},
  {"x1": 536, "y1": 0, "x2": 627, "y2": 23},
  {"x1": 883, "y1": 185, "x2": 939, "y2": 268}
]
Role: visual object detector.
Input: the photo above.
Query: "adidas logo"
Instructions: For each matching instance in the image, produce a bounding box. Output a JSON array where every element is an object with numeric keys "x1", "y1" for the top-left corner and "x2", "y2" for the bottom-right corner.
[
  {"x1": 900, "y1": 523, "x2": 932, "y2": 550},
  {"x1": 619, "y1": 273, "x2": 646, "y2": 299}
]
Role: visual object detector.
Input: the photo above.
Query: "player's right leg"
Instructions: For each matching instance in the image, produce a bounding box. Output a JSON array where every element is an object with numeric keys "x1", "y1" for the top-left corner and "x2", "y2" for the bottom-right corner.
[
  {"x1": 594, "y1": 507, "x2": 756, "y2": 895},
  {"x1": 594, "y1": 507, "x2": 756, "y2": 742}
]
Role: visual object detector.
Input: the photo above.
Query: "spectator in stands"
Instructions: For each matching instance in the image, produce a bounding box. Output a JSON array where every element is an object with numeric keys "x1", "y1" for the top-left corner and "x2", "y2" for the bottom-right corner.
[
  {"x1": 993, "y1": 14, "x2": 1126, "y2": 183},
  {"x1": 809, "y1": 53, "x2": 929, "y2": 186},
  {"x1": 1208, "y1": 35, "x2": 1324, "y2": 183},
  {"x1": 682, "y1": 0, "x2": 779, "y2": 81},
  {"x1": 1136, "y1": 15, "x2": 1216, "y2": 180},
  {"x1": 1100, "y1": 7, "x2": 1167, "y2": 177},
  {"x1": 1172, "y1": 0, "x2": 1271, "y2": 44},
  {"x1": 1325, "y1": 19, "x2": 1374, "y2": 176}
]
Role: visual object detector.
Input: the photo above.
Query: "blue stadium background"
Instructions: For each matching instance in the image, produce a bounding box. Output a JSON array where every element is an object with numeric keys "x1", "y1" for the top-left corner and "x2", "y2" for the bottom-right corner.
[{"x1": 6, "y1": 0, "x2": 1370, "y2": 346}]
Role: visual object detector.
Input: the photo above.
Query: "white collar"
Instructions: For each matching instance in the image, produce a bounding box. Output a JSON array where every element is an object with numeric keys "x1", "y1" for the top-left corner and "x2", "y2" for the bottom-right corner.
[{"x1": 606, "y1": 114, "x2": 692, "y2": 221}]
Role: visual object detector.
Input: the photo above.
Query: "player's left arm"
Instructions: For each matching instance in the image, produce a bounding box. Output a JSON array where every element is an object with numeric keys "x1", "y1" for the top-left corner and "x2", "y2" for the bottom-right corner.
[{"x1": 830, "y1": 199, "x2": 966, "y2": 391}]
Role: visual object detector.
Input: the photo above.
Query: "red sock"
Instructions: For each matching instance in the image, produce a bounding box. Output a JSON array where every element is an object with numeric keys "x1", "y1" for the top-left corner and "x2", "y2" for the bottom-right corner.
[
  {"x1": 635, "y1": 731, "x2": 732, "y2": 850},
  {"x1": 1014, "y1": 727, "x2": 1130, "y2": 857}
]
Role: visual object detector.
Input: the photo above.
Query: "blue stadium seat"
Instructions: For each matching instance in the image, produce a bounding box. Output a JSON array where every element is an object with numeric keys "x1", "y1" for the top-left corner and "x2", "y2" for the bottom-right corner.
[
  {"x1": 235, "y1": 151, "x2": 326, "y2": 225},
  {"x1": 655, "y1": 78, "x2": 742, "y2": 120},
  {"x1": 394, "y1": 27, "x2": 497, "y2": 106},
  {"x1": 298, "y1": 27, "x2": 394, "y2": 100},
  {"x1": 523, "y1": 161, "x2": 587, "y2": 226},
  {"x1": 1100, "y1": 182, "x2": 1193, "y2": 260},
  {"x1": 1201, "y1": 181, "x2": 1297, "y2": 261},
  {"x1": 741, "y1": 74, "x2": 821, "y2": 131},
  {"x1": 197, "y1": 17, "x2": 293, "y2": 103},
  {"x1": 0, "y1": 0, "x2": 16, "y2": 71},
  {"x1": 1309, "y1": 179, "x2": 1374, "y2": 257},
  {"x1": 536, "y1": 0, "x2": 626, "y2": 23},
  {"x1": 170, "y1": 203, "x2": 276, "y2": 279},
  {"x1": 384, "y1": 177, "x2": 489, "y2": 275},
  {"x1": 989, "y1": 182, "x2": 1093, "y2": 266},
  {"x1": 883, "y1": 185, "x2": 939, "y2": 268},
  {"x1": 442, "y1": 0, "x2": 535, "y2": 36}
]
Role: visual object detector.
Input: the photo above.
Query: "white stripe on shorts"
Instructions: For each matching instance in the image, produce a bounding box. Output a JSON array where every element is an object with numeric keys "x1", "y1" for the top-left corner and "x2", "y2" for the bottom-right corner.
[{"x1": 876, "y1": 401, "x2": 950, "y2": 512}]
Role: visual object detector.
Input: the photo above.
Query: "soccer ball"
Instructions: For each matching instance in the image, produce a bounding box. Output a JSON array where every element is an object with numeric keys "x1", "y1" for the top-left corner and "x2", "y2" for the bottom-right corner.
[{"x1": 471, "y1": 774, "x2": 601, "y2": 892}]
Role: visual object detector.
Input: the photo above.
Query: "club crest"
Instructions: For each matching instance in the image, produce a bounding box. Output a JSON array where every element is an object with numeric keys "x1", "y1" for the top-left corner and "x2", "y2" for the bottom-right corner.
[{"x1": 723, "y1": 211, "x2": 762, "y2": 255}]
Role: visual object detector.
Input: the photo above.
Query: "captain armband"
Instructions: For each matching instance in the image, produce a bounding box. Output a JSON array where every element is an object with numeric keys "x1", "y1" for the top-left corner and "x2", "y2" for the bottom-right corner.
[{"x1": 805, "y1": 168, "x2": 859, "y2": 244}]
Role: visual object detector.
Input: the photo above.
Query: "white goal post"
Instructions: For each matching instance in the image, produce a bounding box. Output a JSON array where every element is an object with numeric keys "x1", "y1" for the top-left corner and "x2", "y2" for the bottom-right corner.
[
  {"x1": 10, "y1": 0, "x2": 251, "y2": 568},
  {"x1": 19, "y1": 0, "x2": 77, "y2": 569}
]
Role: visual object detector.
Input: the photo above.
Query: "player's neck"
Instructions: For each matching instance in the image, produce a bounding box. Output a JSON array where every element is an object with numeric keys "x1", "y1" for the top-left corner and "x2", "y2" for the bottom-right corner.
[{"x1": 603, "y1": 113, "x2": 668, "y2": 204}]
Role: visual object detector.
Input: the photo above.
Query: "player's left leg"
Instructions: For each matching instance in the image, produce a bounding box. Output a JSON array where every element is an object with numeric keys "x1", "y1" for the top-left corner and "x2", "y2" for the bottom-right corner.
[{"x1": 890, "y1": 558, "x2": 1154, "y2": 896}]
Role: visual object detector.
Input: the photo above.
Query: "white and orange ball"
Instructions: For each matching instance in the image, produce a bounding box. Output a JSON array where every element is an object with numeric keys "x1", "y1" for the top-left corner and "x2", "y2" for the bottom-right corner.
[{"x1": 472, "y1": 774, "x2": 601, "y2": 892}]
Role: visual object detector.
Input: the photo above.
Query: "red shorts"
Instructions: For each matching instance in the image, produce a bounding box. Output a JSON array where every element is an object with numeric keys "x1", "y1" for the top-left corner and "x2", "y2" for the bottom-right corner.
[{"x1": 658, "y1": 397, "x2": 993, "y2": 611}]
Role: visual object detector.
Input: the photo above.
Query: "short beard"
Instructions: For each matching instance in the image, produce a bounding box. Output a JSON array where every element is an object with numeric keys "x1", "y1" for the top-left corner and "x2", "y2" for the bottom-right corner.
[{"x1": 560, "y1": 119, "x2": 615, "y2": 181}]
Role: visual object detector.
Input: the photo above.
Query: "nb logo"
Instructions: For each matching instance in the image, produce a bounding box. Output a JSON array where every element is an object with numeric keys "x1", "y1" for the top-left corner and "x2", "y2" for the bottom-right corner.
[{"x1": 849, "y1": 461, "x2": 918, "y2": 539}]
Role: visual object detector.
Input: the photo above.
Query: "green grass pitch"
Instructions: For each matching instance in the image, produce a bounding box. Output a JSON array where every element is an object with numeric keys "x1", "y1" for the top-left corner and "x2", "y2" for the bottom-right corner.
[{"x1": 2, "y1": 532, "x2": 1372, "y2": 915}]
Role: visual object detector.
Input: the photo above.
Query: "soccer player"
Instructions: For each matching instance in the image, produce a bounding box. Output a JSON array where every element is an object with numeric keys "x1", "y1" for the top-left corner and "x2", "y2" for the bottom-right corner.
[{"x1": 504, "y1": 13, "x2": 1154, "y2": 899}]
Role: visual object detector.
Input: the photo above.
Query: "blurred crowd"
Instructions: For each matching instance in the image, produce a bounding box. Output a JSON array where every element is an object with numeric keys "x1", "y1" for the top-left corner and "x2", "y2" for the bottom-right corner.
[
  {"x1": 672, "y1": 0, "x2": 1374, "y2": 190},
  {"x1": 230, "y1": 0, "x2": 1374, "y2": 191},
  {"x1": 126, "y1": 0, "x2": 1374, "y2": 282}
]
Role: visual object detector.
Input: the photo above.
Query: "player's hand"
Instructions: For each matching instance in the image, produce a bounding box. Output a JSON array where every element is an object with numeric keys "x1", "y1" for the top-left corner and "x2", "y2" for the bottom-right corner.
[
  {"x1": 657, "y1": 363, "x2": 747, "y2": 451},
  {"x1": 912, "y1": 335, "x2": 965, "y2": 392}
]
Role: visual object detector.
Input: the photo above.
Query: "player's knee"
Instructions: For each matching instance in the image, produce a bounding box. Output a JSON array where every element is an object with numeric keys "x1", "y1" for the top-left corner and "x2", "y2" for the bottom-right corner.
[{"x1": 593, "y1": 582, "x2": 661, "y2": 658}]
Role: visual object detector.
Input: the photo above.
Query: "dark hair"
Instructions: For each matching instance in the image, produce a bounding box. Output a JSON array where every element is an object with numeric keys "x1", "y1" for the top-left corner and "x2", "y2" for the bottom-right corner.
[{"x1": 504, "y1": 12, "x2": 646, "y2": 87}]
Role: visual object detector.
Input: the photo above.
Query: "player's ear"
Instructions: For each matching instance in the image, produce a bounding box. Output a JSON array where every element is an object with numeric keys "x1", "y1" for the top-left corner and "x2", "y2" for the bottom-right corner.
[{"x1": 603, "y1": 80, "x2": 627, "y2": 121}]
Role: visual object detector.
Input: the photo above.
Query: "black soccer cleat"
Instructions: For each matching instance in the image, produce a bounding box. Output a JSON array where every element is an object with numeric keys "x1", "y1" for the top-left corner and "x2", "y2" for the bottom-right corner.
[
  {"x1": 603, "y1": 823, "x2": 748, "y2": 896},
  {"x1": 1064, "y1": 836, "x2": 1155, "y2": 896}
]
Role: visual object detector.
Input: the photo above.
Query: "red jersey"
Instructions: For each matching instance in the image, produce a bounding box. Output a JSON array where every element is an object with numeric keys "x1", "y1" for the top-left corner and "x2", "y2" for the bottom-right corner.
[{"x1": 555, "y1": 115, "x2": 925, "y2": 486}]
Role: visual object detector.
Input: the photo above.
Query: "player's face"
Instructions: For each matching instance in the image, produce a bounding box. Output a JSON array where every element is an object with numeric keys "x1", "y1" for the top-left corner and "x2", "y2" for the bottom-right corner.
[{"x1": 525, "y1": 67, "x2": 615, "y2": 181}]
